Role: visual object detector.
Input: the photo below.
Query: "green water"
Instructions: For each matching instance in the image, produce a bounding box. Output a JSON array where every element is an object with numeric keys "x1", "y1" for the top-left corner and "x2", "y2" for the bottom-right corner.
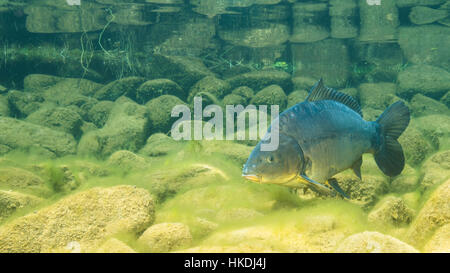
[{"x1": 0, "y1": 0, "x2": 449, "y2": 253}]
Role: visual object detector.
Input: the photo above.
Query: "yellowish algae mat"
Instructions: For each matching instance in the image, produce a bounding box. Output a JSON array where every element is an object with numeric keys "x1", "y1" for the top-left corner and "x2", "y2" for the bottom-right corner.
[{"x1": 0, "y1": 141, "x2": 448, "y2": 253}]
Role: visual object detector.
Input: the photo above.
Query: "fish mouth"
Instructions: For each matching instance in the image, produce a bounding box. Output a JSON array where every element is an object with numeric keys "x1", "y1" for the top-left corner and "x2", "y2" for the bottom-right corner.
[{"x1": 242, "y1": 174, "x2": 261, "y2": 183}]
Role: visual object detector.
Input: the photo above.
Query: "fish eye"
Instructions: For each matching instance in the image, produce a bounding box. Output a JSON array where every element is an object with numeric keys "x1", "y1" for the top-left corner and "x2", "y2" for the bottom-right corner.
[{"x1": 267, "y1": 155, "x2": 274, "y2": 163}]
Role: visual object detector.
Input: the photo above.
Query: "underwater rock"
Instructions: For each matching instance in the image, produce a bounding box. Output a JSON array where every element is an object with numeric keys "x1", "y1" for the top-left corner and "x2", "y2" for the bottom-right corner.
[
  {"x1": 291, "y1": 39, "x2": 350, "y2": 88},
  {"x1": 222, "y1": 94, "x2": 247, "y2": 106},
  {"x1": 361, "y1": 107, "x2": 382, "y2": 121},
  {"x1": 0, "y1": 185, "x2": 155, "y2": 253},
  {"x1": 335, "y1": 231, "x2": 419, "y2": 253},
  {"x1": 358, "y1": 0, "x2": 399, "y2": 42},
  {"x1": 334, "y1": 173, "x2": 388, "y2": 209},
  {"x1": 397, "y1": 65, "x2": 450, "y2": 100},
  {"x1": 413, "y1": 115, "x2": 450, "y2": 150},
  {"x1": 0, "y1": 96, "x2": 9, "y2": 117},
  {"x1": 250, "y1": 85, "x2": 287, "y2": 111},
  {"x1": 78, "y1": 97, "x2": 151, "y2": 158},
  {"x1": 409, "y1": 6, "x2": 448, "y2": 25},
  {"x1": 0, "y1": 190, "x2": 43, "y2": 222},
  {"x1": 407, "y1": 179, "x2": 450, "y2": 248},
  {"x1": 423, "y1": 223, "x2": 450, "y2": 253},
  {"x1": 287, "y1": 90, "x2": 308, "y2": 108},
  {"x1": 0, "y1": 167, "x2": 50, "y2": 196},
  {"x1": 25, "y1": 106, "x2": 83, "y2": 139},
  {"x1": 231, "y1": 86, "x2": 254, "y2": 102},
  {"x1": 216, "y1": 208, "x2": 264, "y2": 222},
  {"x1": 137, "y1": 79, "x2": 183, "y2": 104},
  {"x1": 202, "y1": 141, "x2": 254, "y2": 166},
  {"x1": 7, "y1": 90, "x2": 44, "y2": 118},
  {"x1": 291, "y1": 76, "x2": 317, "y2": 91},
  {"x1": 188, "y1": 76, "x2": 231, "y2": 102},
  {"x1": 410, "y1": 94, "x2": 449, "y2": 117},
  {"x1": 396, "y1": 0, "x2": 446, "y2": 7},
  {"x1": 87, "y1": 100, "x2": 115, "y2": 128},
  {"x1": 358, "y1": 83, "x2": 397, "y2": 110},
  {"x1": 390, "y1": 164, "x2": 420, "y2": 193},
  {"x1": 441, "y1": 91, "x2": 450, "y2": 108},
  {"x1": 23, "y1": 74, "x2": 63, "y2": 93},
  {"x1": 107, "y1": 150, "x2": 149, "y2": 171},
  {"x1": 94, "y1": 77, "x2": 146, "y2": 102},
  {"x1": 398, "y1": 26, "x2": 450, "y2": 70},
  {"x1": 368, "y1": 196, "x2": 415, "y2": 227},
  {"x1": 420, "y1": 151, "x2": 450, "y2": 191},
  {"x1": 290, "y1": 2, "x2": 329, "y2": 43},
  {"x1": 0, "y1": 117, "x2": 77, "y2": 158},
  {"x1": 329, "y1": 0, "x2": 358, "y2": 39},
  {"x1": 96, "y1": 238, "x2": 136, "y2": 254},
  {"x1": 144, "y1": 54, "x2": 214, "y2": 91},
  {"x1": 398, "y1": 126, "x2": 434, "y2": 167},
  {"x1": 227, "y1": 70, "x2": 292, "y2": 92},
  {"x1": 146, "y1": 95, "x2": 186, "y2": 133},
  {"x1": 138, "y1": 223, "x2": 192, "y2": 252},
  {"x1": 139, "y1": 133, "x2": 181, "y2": 157}
]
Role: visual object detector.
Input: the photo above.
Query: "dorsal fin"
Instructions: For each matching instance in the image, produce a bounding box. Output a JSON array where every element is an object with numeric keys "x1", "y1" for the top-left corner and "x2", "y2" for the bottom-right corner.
[{"x1": 306, "y1": 79, "x2": 362, "y2": 117}]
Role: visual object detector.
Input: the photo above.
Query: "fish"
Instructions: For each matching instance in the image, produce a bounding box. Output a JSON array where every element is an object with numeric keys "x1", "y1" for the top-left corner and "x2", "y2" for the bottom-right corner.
[{"x1": 242, "y1": 79, "x2": 410, "y2": 198}]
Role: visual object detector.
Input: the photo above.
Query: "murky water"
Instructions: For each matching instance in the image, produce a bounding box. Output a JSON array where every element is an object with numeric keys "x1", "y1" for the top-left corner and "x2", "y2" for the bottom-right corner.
[{"x1": 0, "y1": 0, "x2": 448, "y2": 253}]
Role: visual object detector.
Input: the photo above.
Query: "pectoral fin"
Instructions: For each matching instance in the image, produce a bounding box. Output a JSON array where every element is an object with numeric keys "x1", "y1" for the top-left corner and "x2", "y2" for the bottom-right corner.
[
  {"x1": 298, "y1": 174, "x2": 335, "y2": 197},
  {"x1": 352, "y1": 157, "x2": 363, "y2": 180},
  {"x1": 327, "y1": 178, "x2": 350, "y2": 199}
]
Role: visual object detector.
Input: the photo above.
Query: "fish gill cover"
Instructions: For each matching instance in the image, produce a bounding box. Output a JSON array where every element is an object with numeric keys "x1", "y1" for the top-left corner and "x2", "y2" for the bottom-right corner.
[{"x1": 0, "y1": 0, "x2": 448, "y2": 253}]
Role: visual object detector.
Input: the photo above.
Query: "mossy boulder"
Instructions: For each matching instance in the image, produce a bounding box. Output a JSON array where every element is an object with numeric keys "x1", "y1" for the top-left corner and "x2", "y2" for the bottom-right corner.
[
  {"x1": 367, "y1": 196, "x2": 415, "y2": 227},
  {"x1": 390, "y1": 164, "x2": 420, "y2": 193},
  {"x1": 87, "y1": 100, "x2": 115, "y2": 128},
  {"x1": 362, "y1": 107, "x2": 383, "y2": 121},
  {"x1": 138, "y1": 133, "x2": 181, "y2": 157},
  {"x1": 222, "y1": 94, "x2": 247, "y2": 106},
  {"x1": 423, "y1": 223, "x2": 450, "y2": 253},
  {"x1": 287, "y1": 90, "x2": 308, "y2": 108},
  {"x1": 23, "y1": 74, "x2": 63, "y2": 93},
  {"x1": 0, "y1": 190, "x2": 43, "y2": 222},
  {"x1": 227, "y1": 70, "x2": 292, "y2": 93},
  {"x1": 96, "y1": 238, "x2": 136, "y2": 253},
  {"x1": 407, "y1": 179, "x2": 450, "y2": 248},
  {"x1": 250, "y1": 85, "x2": 287, "y2": 110},
  {"x1": 292, "y1": 76, "x2": 316, "y2": 91},
  {"x1": 412, "y1": 115, "x2": 450, "y2": 150},
  {"x1": 440, "y1": 91, "x2": 450, "y2": 108},
  {"x1": 136, "y1": 79, "x2": 183, "y2": 104},
  {"x1": 94, "y1": 77, "x2": 146, "y2": 101},
  {"x1": 7, "y1": 90, "x2": 44, "y2": 118},
  {"x1": 398, "y1": 126, "x2": 434, "y2": 166},
  {"x1": 0, "y1": 167, "x2": 52, "y2": 197},
  {"x1": 358, "y1": 83, "x2": 397, "y2": 110},
  {"x1": 420, "y1": 151, "x2": 450, "y2": 190},
  {"x1": 0, "y1": 185, "x2": 155, "y2": 253},
  {"x1": 25, "y1": 106, "x2": 83, "y2": 139},
  {"x1": 409, "y1": 6, "x2": 448, "y2": 25},
  {"x1": 40, "y1": 78, "x2": 101, "y2": 107},
  {"x1": 107, "y1": 150, "x2": 149, "y2": 171},
  {"x1": 78, "y1": 97, "x2": 151, "y2": 158},
  {"x1": 397, "y1": 65, "x2": 450, "y2": 100},
  {"x1": 231, "y1": 86, "x2": 254, "y2": 102},
  {"x1": 0, "y1": 117, "x2": 77, "y2": 157},
  {"x1": 410, "y1": 94, "x2": 449, "y2": 117},
  {"x1": 0, "y1": 95, "x2": 9, "y2": 117},
  {"x1": 188, "y1": 76, "x2": 231, "y2": 102},
  {"x1": 146, "y1": 95, "x2": 186, "y2": 133},
  {"x1": 335, "y1": 231, "x2": 419, "y2": 253},
  {"x1": 138, "y1": 223, "x2": 192, "y2": 252}
]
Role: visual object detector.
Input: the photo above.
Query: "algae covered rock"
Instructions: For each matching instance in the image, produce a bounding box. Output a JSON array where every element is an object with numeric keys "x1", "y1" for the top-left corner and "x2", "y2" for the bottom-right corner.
[
  {"x1": 78, "y1": 97, "x2": 151, "y2": 158},
  {"x1": 287, "y1": 90, "x2": 308, "y2": 108},
  {"x1": 398, "y1": 126, "x2": 434, "y2": 166},
  {"x1": 222, "y1": 94, "x2": 247, "y2": 106},
  {"x1": 7, "y1": 90, "x2": 44, "y2": 118},
  {"x1": 87, "y1": 100, "x2": 115, "y2": 128},
  {"x1": 367, "y1": 196, "x2": 415, "y2": 227},
  {"x1": 146, "y1": 95, "x2": 186, "y2": 134},
  {"x1": 420, "y1": 151, "x2": 450, "y2": 190},
  {"x1": 137, "y1": 79, "x2": 183, "y2": 104},
  {"x1": 412, "y1": 115, "x2": 450, "y2": 150},
  {"x1": 397, "y1": 65, "x2": 450, "y2": 100},
  {"x1": 138, "y1": 223, "x2": 192, "y2": 252},
  {"x1": 188, "y1": 76, "x2": 231, "y2": 102},
  {"x1": 23, "y1": 74, "x2": 63, "y2": 93},
  {"x1": 227, "y1": 70, "x2": 292, "y2": 93},
  {"x1": 410, "y1": 94, "x2": 449, "y2": 117},
  {"x1": 423, "y1": 223, "x2": 450, "y2": 253},
  {"x1": 25, "y1": 106, "x2": 83, "y2": 139},
  {"x1": 390, "y1": 164, "x2": 420, "y2": 193},
  {"x1": 0, "y1": 95, "x2": 10, "y2": 117},
  {"x1": 250, "y1": 85, "x2": 287, "y2": 110},
  {"x1": 0, "y1": 185, "x2": 155, "y2": 253},
  {"x1": 407, "y1": 179, "x2": 450, "y2": 248},
  {"x1": 231, "y1": 86, "x2": 254, "y2": 102},
  {"x1": 358, "y1": 83, "x2": 397, "y2": 110},
  {"x1": 96, "y1": 238, "x2": 136, "y2": 254},
  {"x1": 107, "y1": 150, "x2": 149, "y2": 171},
  {"x1": 335, "y1": 231, "x2": 419, "y2": 253},
  {"x1": 94, "y1": 77, "x2": 146, "y2": 102},
  {"x1": 0, "y1": 190, "x2": 43, "y2": 222},
  {"x1": 409, "y1": 6, "x2": 448, "y2": 25},
  {"x1": 0, "y1": 117, "x2": 77, "y2": 157},
  {"x1": 139, "y1": 133, "x2": 181, "y2": 157}
]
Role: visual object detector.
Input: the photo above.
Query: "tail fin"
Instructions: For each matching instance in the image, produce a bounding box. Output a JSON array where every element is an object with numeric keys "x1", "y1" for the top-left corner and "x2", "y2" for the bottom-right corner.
[{"x1": 374, "y1": 101, "x2": 410, "y2": 177}]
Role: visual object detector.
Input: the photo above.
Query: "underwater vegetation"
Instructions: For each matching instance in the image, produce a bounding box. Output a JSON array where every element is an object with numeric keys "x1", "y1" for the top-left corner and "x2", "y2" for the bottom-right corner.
[{"x1": 0, "y1": 0, "x2": 449, "y2": 253}]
